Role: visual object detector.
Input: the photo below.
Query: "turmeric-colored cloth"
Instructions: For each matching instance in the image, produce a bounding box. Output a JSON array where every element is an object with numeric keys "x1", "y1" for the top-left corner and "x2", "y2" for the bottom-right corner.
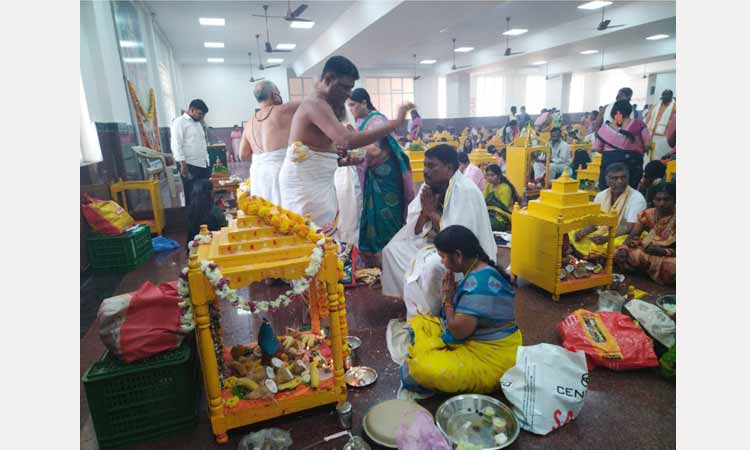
[
  {"x1": 569, "y1": 186, "x2": 646, "y2": 258},
  {"x1": 615, "y1": 208, "x2": 676, "y2": 285},
  {"x1": 405, "y1": 315, "x2": 522, "y2": 394},
  {"x1": 403, "y1": 266, "x2": 522, "y2": 394},
  {"x1": 484, "y1": 182, "x2": 515, "y2": 232}
]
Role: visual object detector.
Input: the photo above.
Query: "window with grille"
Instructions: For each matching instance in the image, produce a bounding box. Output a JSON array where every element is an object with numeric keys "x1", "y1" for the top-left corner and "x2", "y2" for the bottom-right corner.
[
  {"x1": 288, "y1": 77, "x2": 315, "y2": 103},
  {"x1": 361, "y1": 77, "x2": 415, "y2": 119}
]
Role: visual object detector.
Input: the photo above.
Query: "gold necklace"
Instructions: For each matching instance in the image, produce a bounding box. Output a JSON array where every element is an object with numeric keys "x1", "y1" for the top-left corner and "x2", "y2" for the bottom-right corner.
[{"x1": 464, "y1": 258, "x2": 480, "y2": 275}]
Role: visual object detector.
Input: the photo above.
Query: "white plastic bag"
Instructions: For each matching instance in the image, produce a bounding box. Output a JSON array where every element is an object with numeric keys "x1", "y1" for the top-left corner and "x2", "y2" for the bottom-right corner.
[
  {"x1": 500, "y1": 343, "x2": 588, "y2": 435},
  {"x1": 623, "y1": 299, "x2": 676, "y2": 348},
  {"x1": 597, "y1": 289, "x2": 627, "y2": 312}
]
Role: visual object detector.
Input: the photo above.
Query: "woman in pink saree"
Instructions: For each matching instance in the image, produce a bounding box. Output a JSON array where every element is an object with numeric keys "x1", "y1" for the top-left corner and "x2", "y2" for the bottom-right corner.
[{"x1": 594, "y1": 100, "x2": 652, "y2": 190}]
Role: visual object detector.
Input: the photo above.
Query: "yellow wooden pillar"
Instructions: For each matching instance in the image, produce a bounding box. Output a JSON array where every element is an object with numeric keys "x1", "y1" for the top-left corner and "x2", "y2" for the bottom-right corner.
[
  {"x1": 552, "y1": 213, "x2": 565, "y2": 302},
  {"x1": 604, "y1": 210, "x2": 617, "y2": 287},
  {"x1": 188, "y1": 251, "x2": 228, "y2": 443},
  {"x1": 323, "y1": 238, "x2": 348, "y2": 403},
  {"x1": 337, "y1": 283, "x2": 349, "y2": 347},
  {"x1": 309, "y1": 275, "x2": 321, "y2": 335}
]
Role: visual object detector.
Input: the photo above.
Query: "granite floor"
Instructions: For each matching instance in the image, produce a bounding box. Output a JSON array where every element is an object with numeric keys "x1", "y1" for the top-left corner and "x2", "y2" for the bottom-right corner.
[{"x1": 80, "y1": 230, "x2": 676, "y2": 450}]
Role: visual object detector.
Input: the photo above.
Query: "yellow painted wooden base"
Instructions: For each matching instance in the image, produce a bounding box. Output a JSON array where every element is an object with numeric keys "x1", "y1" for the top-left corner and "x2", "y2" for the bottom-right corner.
[
  {"x1": 224, "y1": 388, "x2": 344, "y2": 431},
  {"x1": 189, "y1": 196, "x2": 349, "y2": 443}
]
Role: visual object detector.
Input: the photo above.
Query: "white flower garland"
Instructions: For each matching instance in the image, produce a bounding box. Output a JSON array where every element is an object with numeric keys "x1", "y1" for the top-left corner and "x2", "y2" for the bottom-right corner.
[
  {"x1": 180, "y1": 232, "x2": 328, "y2": 314},
  {"x1": 253, "y1": 236, "x2": 326, "y2": 313},
  {"x1": 219, "y1": 175, "x2": 242, "y2": 186}
]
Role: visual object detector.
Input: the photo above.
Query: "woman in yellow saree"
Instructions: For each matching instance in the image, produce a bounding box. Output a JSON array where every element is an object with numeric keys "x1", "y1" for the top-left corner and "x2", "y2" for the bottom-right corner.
[
  {"x1": 399, "y1": 225, "x2": 522, "y2": 399},
  {"x1": 483, "y1": 164, "x2": 519, "y2": 232}
]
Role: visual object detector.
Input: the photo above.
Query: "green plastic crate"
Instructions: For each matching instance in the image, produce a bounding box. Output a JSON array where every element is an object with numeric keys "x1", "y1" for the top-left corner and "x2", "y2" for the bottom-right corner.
[
  {"x1": 87, "y1": 224, "x2": 153, "y2": 272},
  {"x1": 82, "y1": 339, "x2": 199, "y2": 449}
]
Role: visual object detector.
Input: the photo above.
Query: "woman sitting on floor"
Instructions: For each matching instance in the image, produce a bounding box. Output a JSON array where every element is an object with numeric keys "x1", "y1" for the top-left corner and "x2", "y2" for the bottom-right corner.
[
  {"x1": 483, "y1": 164, "x2": 519, "y2": 232},
  {"x1": 399, "y1": 225, "x2": 522, "y2": 399},
  {"x1": 638, "y1": 160, "x2": 667, "y2": 207},
  {"x1": 615, "y1": 182, "x2": 676, "y2": 285}
]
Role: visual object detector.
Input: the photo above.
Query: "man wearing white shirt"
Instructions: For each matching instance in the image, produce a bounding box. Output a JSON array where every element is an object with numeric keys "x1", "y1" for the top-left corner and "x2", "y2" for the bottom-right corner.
[
  {"x1": 171, "y1": 99, "x2": 210, "y2": 204},
  {"x1": 548, "y1": 127, "x2": 571, "y2": 179}
]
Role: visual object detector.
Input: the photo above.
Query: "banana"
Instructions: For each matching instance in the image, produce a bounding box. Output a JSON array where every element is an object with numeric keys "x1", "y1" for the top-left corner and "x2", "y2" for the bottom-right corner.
[
  {"x1": 277, "y1": 377, "x2": 303, "y2": 391},
  {"x1": 310, "y1": 361, "x2": 320, "y2": 389},
  {"x1": 235, "y1": 377, "x2": 259, "y2": 391}
]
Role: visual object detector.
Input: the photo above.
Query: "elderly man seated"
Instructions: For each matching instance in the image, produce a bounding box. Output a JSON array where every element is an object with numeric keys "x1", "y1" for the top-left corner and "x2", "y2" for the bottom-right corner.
[
  {"x1": 383, "y1": 144, "x2": 496, "y2": 364},
  {"x1": 568, "y1": 162, "x2": 647, "y2": 261}
]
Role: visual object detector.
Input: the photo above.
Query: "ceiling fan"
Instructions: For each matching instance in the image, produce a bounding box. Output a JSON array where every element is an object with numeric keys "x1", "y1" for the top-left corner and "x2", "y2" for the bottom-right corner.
[
  {"x1": 256, "y1": 5, "x2": 293, "y2": 53},
  {"x1": 596, "y1": 6, "x2": 625, "y2": 31},
  {"x1": 255, "y1": 34, "x2": 280, "y2": 70},
  {"x1": 412, "y1": 54, "x2": 421, "y2": 81},
  {"x1": 450, "y1": 38, "x2": 472, "y2": 71},
  {"x1": 253, "y1": 1, "x2": 311, "y2": 23},
  {"x1": 248, "y1": 52, "x2": 265, "y2": 82},
  {"x1": 503, "y1": 17, "x2": 525, "y2": 56}
]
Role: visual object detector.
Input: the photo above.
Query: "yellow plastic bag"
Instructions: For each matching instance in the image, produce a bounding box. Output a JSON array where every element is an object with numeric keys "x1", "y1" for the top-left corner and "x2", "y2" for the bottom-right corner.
[{"x1": 81, "y1": 193, "x2": 135, "y2": 235}]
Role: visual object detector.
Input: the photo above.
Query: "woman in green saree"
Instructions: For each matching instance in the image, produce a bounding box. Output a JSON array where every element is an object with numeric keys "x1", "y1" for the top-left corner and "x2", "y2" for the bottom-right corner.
[
  {"x1": 483, "y1": 164, "x2": 519, "y2": 232},
  {"x1": 346, "y1": 88, "x2": 416, "y2": 267}
]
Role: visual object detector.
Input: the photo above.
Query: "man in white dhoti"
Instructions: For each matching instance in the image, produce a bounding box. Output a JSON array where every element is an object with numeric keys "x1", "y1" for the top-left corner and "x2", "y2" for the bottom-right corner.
[
  {"x1": 384, "y1": 144, "x2": 496, "y2": 366},
  {"x1": 644, "y1": 89, "x2": 676, "y2": 162},
  {"x1": 280, "y1": 56, "x2": 413, "y2": 235},
  {"x1": 238, "y1": 81, "x2": 300, "y2": 205},
  {"x1": 383, "y1": 145, "x2": 496, "y2": 316}
]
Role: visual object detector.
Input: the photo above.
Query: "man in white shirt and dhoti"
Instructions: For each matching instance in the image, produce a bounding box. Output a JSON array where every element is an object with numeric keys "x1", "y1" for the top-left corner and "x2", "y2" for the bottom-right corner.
[
  {"x1": 383, "y1": 144, "x2": 496, "y2": 366},
  {"x1": 644, "y1": 89, "x2": 676, "y2": 162},
  {"x1": 239, "y1": 81, "x2": 300, "y2": 205},
  {"x1": 280, "y1": 55, "x2": 412, "y2": 235},
  {"x1": 170, "y1": 99, "x2": 210, "y2": 205}
]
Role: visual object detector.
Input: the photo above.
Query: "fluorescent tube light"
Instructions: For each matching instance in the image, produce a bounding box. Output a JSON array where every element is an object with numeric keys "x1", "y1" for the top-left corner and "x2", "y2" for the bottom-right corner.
[
  {"x1": 290, "y1": 21, "x2": 315, "y2": 29},
  {"x1": 578, "y1": 1, "x2": 612, "y2": 10},
  {"x1": 199, "y1": 18, "x2": 225, "y2": 26}
]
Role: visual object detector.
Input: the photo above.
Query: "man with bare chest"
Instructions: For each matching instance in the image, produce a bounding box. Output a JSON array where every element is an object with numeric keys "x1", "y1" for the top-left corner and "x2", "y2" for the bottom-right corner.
[
  {"x1": 239, "y1": 80, "x2": 299, "y2": 205},
  {"x1": 279, "y1": 56, "x2": 413, "y2": 235}
]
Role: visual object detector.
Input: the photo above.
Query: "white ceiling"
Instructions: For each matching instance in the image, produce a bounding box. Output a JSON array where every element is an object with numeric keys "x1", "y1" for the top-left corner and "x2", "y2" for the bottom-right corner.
[
  {"x1": 146, "y1": 0, "x2": 676, "y2": 75},
  {"x1": 145, "y1": 1, "x2": 354, "y2": 65}
]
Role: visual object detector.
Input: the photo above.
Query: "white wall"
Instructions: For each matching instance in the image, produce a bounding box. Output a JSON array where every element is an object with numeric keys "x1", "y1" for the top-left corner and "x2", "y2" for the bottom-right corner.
[
  {"x1": 648, "y1": 72, "x2": 676, "y2": 106},
  {"x1": 414, "y1": 74, "x2": 438, "y2": 119},
  {"x1": 446, "y1": 72, "x2": 470, "y2": 118},
  {"x1": 577, "y1": 69, "x2": 649, "y2": 112},
  {"x1": 545, "y1": 76, "x2": 563, "y2": 110},
  {"x1": 80, "y1": 0, "x2": 132, "y2": 123},
  {"x1": 178, "y1": 64, "x2": 289, "y2": 127}
]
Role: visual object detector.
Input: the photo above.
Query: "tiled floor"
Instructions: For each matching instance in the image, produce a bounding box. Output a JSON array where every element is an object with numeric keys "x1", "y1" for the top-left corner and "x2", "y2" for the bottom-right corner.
[{"x1": 80, "y1": 231, "x2": 676, "y2": 450}]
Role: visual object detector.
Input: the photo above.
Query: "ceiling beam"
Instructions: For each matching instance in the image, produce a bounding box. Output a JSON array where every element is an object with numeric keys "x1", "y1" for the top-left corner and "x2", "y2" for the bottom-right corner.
[{"x1": 291, "y1": 0, "x2": 404, "y2": 76}]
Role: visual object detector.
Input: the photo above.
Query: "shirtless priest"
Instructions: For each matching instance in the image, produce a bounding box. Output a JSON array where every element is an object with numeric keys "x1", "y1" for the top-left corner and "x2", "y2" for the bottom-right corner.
[
  {"x1": 239, "y1": 80, "x2": 300, "y2": 205},
  {"x1": 280, "y1": 55, "x2": 414, "y2": 235}
]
